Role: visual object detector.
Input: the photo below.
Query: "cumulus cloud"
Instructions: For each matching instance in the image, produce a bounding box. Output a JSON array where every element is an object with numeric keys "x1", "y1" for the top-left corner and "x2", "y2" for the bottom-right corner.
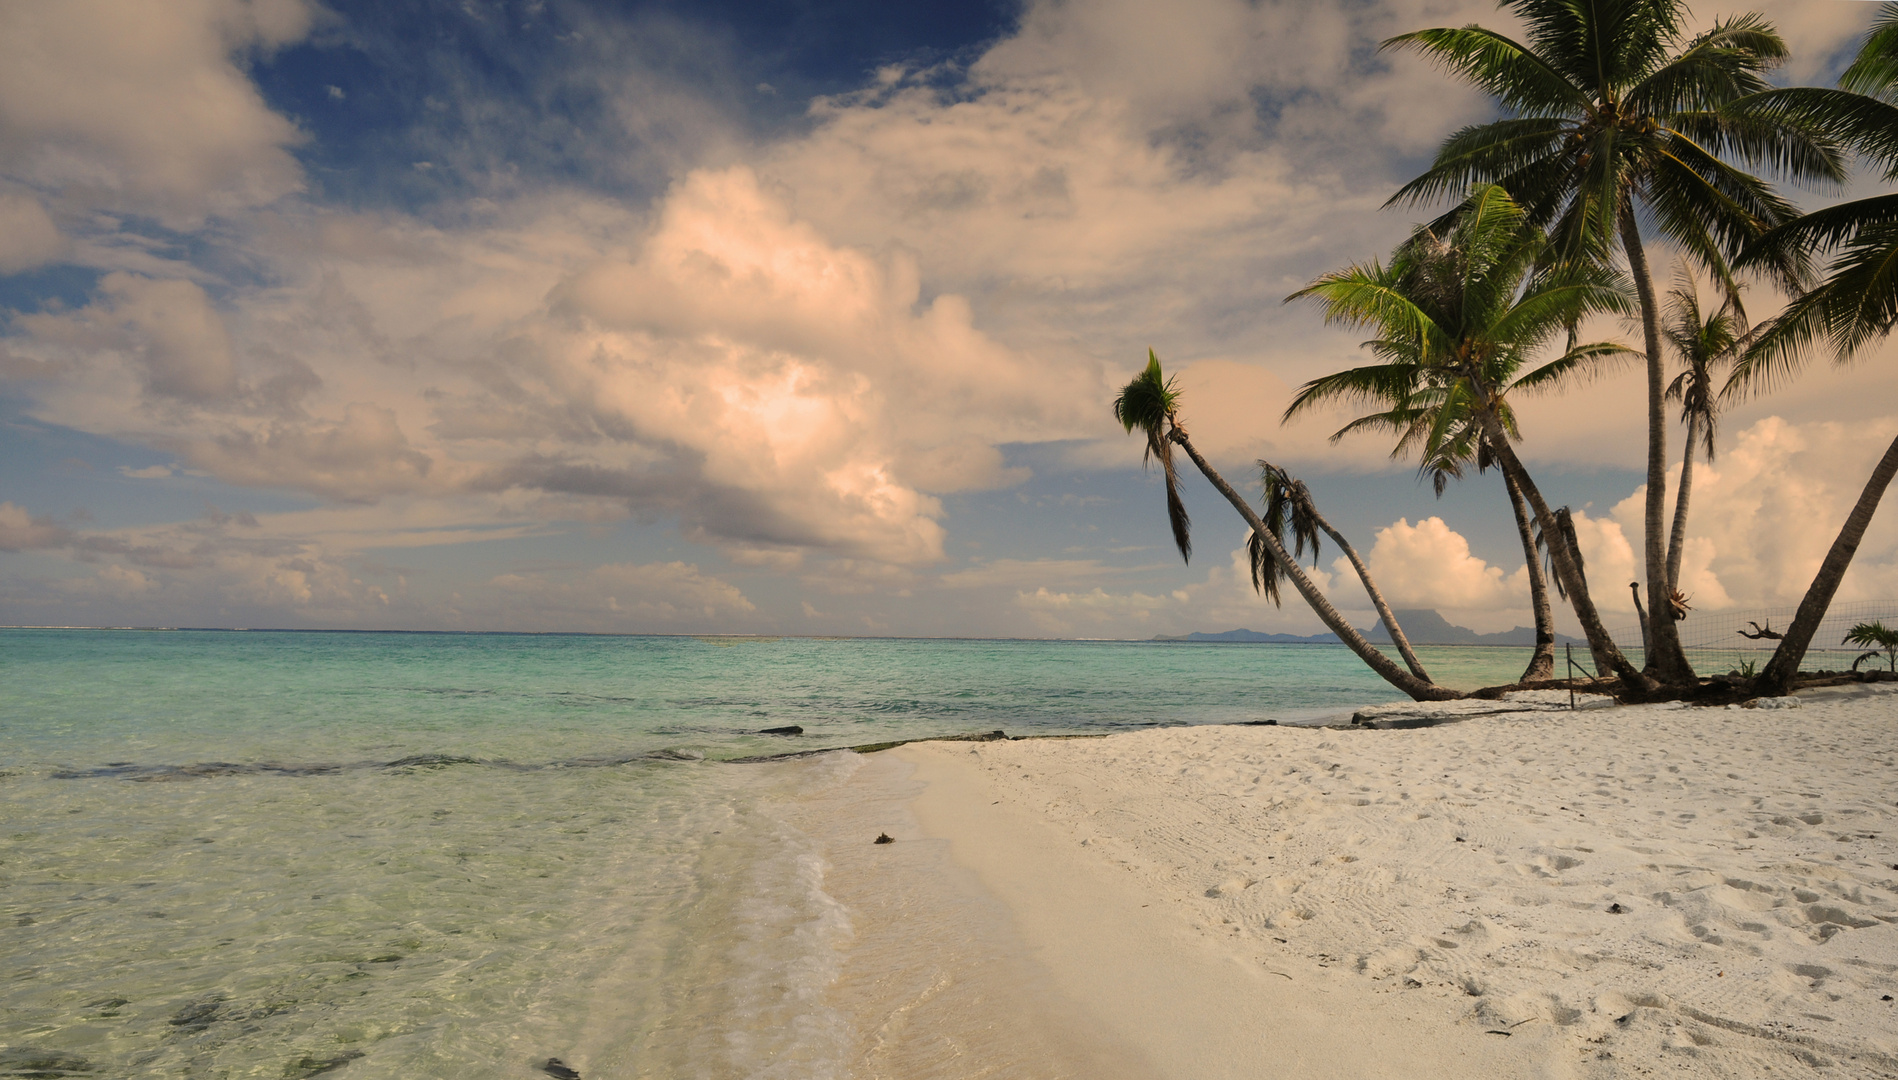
[
  {"x1": 1357, "y1": 516, "x2": 1523, "y2": 621},
  {"x1": 519, "y1": 166, "x2": 1101, "y2": 563},
  {"x1": 0, "y1": 0, "x2": 313, "y2": 228},
  {"x1": 1605, "y1": 417, "x2": 1898, "y2": 610}
]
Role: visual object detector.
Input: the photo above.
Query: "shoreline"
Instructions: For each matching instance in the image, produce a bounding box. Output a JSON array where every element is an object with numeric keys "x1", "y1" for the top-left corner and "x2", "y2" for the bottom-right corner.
[{"x1": 831, "y1": 686, "x2": 1898, "y2": 1078}]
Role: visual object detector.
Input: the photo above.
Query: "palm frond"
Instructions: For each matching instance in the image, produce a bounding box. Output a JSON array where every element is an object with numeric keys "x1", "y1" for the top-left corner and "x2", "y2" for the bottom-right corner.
[
  {"x1": 1840, "y1": 3, "x2": 1898, "y2": 103},
  {"x1": 1385, "y1": 118, "x2": 1571, "y2": 209},
  {"x1": 1113, "y1": 349, "x2": 1192, "y2": 563},
  {"x1": 1381, "y1": 26, "x2": 1584, "y2": 115}
]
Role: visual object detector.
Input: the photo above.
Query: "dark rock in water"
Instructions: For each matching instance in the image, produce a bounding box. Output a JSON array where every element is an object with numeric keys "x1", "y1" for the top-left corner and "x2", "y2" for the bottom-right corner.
[
  {"x1": 874, "y1": 833, "x2": 894, "y2": 845},
  {"x1": 286, "y1": 1051, "x2": 364, "y2": 1077},
  {"x1": 540, "y1": 1058, "x2": 582, "y2": 1079},
  {"x1": 759, "y1": 725, "x2": 803, "y2": 736},
  {"x1": 0, "y1": 1047, "x2": 97, "y2": 1076},
  {"x1": 169, "y1": 997, "x2": 224, "y2": 1029}
]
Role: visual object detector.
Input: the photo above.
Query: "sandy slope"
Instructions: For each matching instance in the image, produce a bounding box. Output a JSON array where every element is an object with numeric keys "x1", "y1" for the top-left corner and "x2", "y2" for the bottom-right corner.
[{"x1": 889, "y1": 686, "x2": 1898, "y2": 1079}]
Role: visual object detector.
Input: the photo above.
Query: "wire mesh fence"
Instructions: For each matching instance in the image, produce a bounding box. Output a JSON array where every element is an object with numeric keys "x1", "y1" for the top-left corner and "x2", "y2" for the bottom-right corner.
[{"x1": 1602, "y1": 599, "x2": 1898, "y2": 676}]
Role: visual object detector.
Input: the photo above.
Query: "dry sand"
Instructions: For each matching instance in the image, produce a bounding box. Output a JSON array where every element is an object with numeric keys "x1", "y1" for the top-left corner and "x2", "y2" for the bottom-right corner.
[{"x1": 862, "y1": 686, "x2": 1898, "y2": 1079}]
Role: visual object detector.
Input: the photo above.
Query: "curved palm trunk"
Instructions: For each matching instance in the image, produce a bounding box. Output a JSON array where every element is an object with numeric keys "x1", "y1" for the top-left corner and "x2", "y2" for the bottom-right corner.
[
  {"x1": 1477, "y1": 412, "x2": 1655, "y2": 693},
  {"x1": 1292, "y1": 490, "x2": 1433, "y2": 683},
  {"x1": 1631, "y1": 582, "x2": 1651, "y2": 656},
  {"x1": 1504, "y1": 468, "x2": 1555, "y2": 681},
  {"x1": 1755, "y1": 433, "x2": 1898, "y2": 695},
  {"x1": 1619, "y1": 204, "x2": 1696, "y2": 684},
  {"x1": 1665, "y1": 411, "x2": 1700, "y2": 593},
  {"x1": 1170, "y1": 430, "x2": 1460, "y2": 702}
]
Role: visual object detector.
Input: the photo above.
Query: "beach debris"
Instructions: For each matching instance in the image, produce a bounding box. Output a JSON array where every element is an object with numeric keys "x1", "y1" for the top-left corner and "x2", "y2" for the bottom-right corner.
[
  {"x1": 758, "y1": 725, "x2": 803, "y2": 735},
  {"x1": 1607, "y1": 903, "x2": 1626, "y2": 914},
  {"x1": 539, "y1": 1059, "x2": 581, "y2": 1079},
  {"x1": 873, "y1": 833, "x2": 894, "y2": 845}
]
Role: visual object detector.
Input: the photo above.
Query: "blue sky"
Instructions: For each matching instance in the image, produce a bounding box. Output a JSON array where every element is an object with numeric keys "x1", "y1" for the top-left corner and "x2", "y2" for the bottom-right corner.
[{"x1": 3, "y1": 0, "x2": 1897, "y2": 638}]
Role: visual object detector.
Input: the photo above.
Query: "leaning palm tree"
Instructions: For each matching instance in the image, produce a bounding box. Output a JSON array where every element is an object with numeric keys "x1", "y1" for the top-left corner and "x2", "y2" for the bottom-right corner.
[
  {"x1": 1252, "y1": 463, "x2": 1434, "y2": 683},
  {"x1": 1287, "y1": 184, "x2": 1646, "y2": 687},
  {"x1": 1659, "y1": 270, "x2": 1746, "y2": 596},
  {"x1": 1114, "y1": 352, "x2": 1461, "y2": 701},
  {"x1": 1386, "y1": 1, "x2": 1847, "y2": 685},
  {"x1": 1730, "y1": 3, "x2": 1898, "y2": 695}
]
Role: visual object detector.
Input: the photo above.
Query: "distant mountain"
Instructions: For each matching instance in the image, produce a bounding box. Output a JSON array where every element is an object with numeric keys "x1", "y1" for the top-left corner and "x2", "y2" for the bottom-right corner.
[
  {"x1": 1365, "y1": 609, "x2": 1584, "y2": 647},
  {"x1": 1157, "y1": 609, "x2": 1581, "y2": 647},
  {"x1": 1152, "y1": 628, "x2": 1343, "y2": 643}
]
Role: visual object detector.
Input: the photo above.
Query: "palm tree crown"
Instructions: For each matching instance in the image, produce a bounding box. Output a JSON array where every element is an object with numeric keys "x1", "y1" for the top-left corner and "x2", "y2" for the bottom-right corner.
[
  {"x1": 1286, "y1": 185, "x2": 1633, "y2": 467},
  {"x1": 1388, "y1": 4, "x2": 1837, "y2": 284},
  {"x1": 1113, "y1": 350, "x2": 1192, "y2": 563},
  {"x1": 1659, "y1": 269, "x2": 1746, "y2": 592}
]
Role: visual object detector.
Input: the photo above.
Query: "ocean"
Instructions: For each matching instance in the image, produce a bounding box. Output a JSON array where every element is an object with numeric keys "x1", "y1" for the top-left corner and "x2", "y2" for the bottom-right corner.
[{"x1": 0, "y1": 629, "x2": 1538, "y2": 1078}]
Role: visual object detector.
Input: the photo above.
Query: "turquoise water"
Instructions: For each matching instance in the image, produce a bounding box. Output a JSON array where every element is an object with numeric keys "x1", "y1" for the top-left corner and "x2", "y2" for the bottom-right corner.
[{"x1": 0, "y1": 630, "x2": 1538, "y2": 1078}]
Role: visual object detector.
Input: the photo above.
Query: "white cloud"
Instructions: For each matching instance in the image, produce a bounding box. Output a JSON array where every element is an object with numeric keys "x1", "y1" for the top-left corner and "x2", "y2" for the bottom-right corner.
[
  {"x1": 0, "y1": 0, "x2": 313, "y2": 228},
  {"x1": 0, "y1": 502, "x2": 74, "y2": 551},
  {"x1": 493, "y1": 560, "x2": 756, "y2": 625},
  {"x1": 1357, "y1": 516, "x2": 1520, "y2": 619},
  {"x1": 0, "y1": 188, "x2": 64, "y2": 272},
  {"x1": 1606, "y1": 417, "x2": 1898, "y2": 610},
  {"x1": 20, "y1": 273, "x2": 239, "y2": 401}
]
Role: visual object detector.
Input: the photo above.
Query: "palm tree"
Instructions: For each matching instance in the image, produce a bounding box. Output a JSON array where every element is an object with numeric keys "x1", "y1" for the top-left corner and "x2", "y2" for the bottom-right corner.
[
  {"x1": 1114, "y1": 351, "x2": 1462, "y2": 702},
  {"x1": 1730, "y1": 4, "x2": 1898, "y2": 695},
  {"x1": 1386, "y1": 1, "x2": 1846, "y2": 685},
  {"x1": 1842, "y1": 620, "x2": 1898, "y2": 672},
  {"x1": 1659, "y1": 269, "x2": 1745, "y2": 597},
  {"x1": 1286, "y1": 184, "x2": 1645, "y2": 686},
  {"x1": 1251, "y1": 463, "x2": 1433, "y2": 682}
]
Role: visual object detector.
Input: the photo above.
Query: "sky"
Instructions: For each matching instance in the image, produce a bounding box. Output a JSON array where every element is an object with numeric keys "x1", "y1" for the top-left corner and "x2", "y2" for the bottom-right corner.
[{"x1": 2, "y1": 0, "x2": 1897, "y2": 640}]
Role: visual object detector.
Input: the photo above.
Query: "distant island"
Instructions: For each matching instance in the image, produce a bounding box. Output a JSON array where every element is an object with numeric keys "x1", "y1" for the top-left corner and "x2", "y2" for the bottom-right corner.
[{"x1": 1155, "y1": 609, "x2": 1583, "y2": 647}]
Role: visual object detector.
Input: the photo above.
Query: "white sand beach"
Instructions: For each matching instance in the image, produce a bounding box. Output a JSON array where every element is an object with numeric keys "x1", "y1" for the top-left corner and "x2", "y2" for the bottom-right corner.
[{"x1": 820, "y1": 686, "x2": 1898, "y2": 1079}]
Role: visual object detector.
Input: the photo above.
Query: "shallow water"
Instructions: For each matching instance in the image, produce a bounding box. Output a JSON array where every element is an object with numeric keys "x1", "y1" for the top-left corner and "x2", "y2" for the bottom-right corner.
[{"x1": 0, "y1": 630, "x2": 1540, "y2": 1077}]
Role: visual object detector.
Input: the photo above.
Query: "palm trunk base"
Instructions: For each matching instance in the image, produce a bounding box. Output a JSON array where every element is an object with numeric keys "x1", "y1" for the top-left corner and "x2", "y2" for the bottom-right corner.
[{"x1": 1518, "y1": 643, "x2": 1556, "y2": 682}]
